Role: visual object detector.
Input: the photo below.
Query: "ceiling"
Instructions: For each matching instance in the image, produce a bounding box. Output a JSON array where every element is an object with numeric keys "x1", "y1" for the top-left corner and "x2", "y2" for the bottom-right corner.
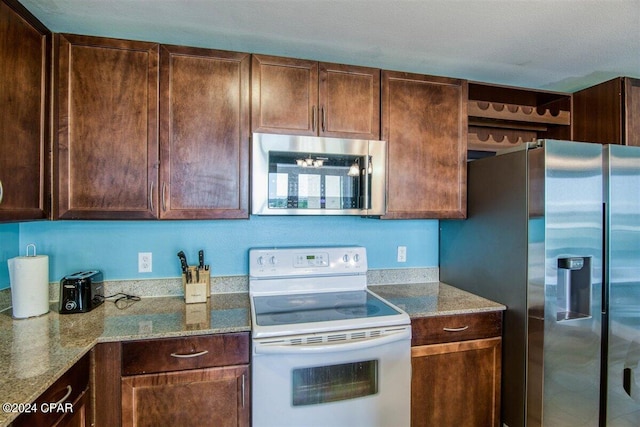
[{"x1": 18, "y1": 0, "x2": 640, "y2": 92}]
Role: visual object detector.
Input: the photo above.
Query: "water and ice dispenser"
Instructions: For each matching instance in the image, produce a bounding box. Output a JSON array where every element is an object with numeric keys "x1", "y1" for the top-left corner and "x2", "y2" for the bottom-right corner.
[{"x1": 556, "y1": 257, "x2": 592, "y2": 321}]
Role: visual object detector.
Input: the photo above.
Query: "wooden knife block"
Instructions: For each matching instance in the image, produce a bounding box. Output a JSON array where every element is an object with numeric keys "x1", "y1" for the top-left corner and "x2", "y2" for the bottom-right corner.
[{"x1": 182, "y1": 266, "x2": 210, "y2": 304}]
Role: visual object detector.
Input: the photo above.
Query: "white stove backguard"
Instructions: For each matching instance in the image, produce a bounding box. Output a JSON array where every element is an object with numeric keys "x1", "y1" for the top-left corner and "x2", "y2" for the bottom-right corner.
[{"x1": 249, "y1": 246, "x2": 368, "y2": 296}]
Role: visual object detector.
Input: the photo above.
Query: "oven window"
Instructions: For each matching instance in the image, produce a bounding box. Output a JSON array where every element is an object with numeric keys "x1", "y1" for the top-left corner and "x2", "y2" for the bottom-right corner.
[{"x1": 291, "y1": 360, "x2": 378, "y2": 406}]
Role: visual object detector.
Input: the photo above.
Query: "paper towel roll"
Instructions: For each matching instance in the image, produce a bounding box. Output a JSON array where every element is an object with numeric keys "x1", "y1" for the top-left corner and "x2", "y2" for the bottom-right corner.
[{"x1": 8, "y1": 254, "x2": 50, "y2": 319}]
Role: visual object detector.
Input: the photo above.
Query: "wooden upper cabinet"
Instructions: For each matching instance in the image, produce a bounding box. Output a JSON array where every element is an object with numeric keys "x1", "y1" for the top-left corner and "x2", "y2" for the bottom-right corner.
[
  {"x1": 573, "y1": 77, "x2": 640, "y2": 147},
  {"x1": 252, "y1": 54, "x2": 380, "y2": 139},
  {"x1": 251, "y1": 55, "x2": 317, "y2": 136},
  {"x1": 382, "y1": 71, "x2": 467, "y2": 219},
  {"x1": 318, "y1": 62, "x2": 380, "y2": 139},
  {"x1": 55, "y1": 34, "x2": 159, "y2": 219},
  {"x1": 159, "y1": 45, "x2": 250, "y2": 219},
  {"x1": 0, "y1": 0, "x2": 50, "y2": 221}
]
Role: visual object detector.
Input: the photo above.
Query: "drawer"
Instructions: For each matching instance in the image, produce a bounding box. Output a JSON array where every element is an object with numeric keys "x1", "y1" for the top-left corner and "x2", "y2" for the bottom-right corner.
[
  {"x1": 122, "y1": 332, "x2": 249, "y2": 376},
  {"x1": 411, "y1": 311, "x2": 502, "y2": 346},
  {"x1": 13, "y1": 352, "x2": 90, "y2": 427}
]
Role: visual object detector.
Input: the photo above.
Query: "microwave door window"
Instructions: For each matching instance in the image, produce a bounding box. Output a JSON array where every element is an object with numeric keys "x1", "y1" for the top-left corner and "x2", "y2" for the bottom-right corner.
[
  {"x1": 268, "y1": 173, "x2": 289, "y2": 208},
  {"x1": 325, "y1": 175, "x2": 341, "y2": 209},
  {"x1": 266, "y1": 151, "x2": 365, "y2": 211},
  {"x1": 299, "y1": 174, "x2": 321, "y2": 209}
]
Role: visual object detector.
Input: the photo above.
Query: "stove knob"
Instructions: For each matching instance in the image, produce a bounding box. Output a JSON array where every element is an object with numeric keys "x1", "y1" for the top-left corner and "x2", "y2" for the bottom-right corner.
[
  {"x1": 342, "y1": 254, "x2": 350, "y2": 263},
  {"x1": 353, "y1": 254, "x2": 360, "y2": 263},
  {"x1": 257, "y1": 256, "x2": 266, "y2": 266},
  {"x1": 269, "y1": 256, "x2": 278, "y2": 265}
]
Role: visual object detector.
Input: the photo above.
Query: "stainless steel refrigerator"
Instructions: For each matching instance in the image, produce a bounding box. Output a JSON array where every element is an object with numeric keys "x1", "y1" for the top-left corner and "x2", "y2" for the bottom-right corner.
[{"x1": 440, "y1": 140, "x2": 640, "y2": 426}]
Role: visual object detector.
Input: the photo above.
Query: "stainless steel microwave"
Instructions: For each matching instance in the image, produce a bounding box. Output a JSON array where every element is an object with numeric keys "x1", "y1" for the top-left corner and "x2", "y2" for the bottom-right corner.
[{"x1": 252, "y1": 133, "x2": 387, "y2": 215}]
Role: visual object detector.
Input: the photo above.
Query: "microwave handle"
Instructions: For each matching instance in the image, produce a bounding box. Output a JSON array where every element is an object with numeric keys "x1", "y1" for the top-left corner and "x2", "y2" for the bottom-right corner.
[
  {"x1": 361, "y1": 154, "x2": 371, "y2": 213},
  {"x1": 254, "y1": 328, "x2": 410, "y2": 355}
]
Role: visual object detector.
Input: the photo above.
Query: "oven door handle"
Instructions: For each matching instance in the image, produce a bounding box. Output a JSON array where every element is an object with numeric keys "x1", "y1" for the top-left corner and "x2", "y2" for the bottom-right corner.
[{"x1": 254, "y1": 328, "x2": 410, "y2": 355}]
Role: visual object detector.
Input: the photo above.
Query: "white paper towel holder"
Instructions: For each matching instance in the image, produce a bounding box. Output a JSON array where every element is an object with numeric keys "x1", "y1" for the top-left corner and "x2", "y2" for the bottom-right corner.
[
  {"x1": 25, "y1": 243, "x2": 36, "y2": 257},
  {"x1": 9, "y1": 243, "x2": 50, "y2": 319}
]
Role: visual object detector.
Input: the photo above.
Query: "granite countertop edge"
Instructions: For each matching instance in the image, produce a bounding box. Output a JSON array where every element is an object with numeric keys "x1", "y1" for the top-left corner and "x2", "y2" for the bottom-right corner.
[{"x1": 0, "y1": 281, "x2": 504, "y2": 426}]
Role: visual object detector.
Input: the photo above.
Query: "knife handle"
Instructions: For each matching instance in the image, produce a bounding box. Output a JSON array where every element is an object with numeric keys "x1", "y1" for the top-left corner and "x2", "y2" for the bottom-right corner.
[{"x1": 177, "y1": 251, "x2": 188, "y2": 272}]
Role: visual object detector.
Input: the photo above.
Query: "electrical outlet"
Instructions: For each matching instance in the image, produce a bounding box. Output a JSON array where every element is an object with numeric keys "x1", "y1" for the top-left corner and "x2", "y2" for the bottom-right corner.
[
  {"x1": 138, "y1": 252, "x2": 152, "y2": 273},
  {"x1": 397, "y1": 246, "x2": 407, "y2": 263}
]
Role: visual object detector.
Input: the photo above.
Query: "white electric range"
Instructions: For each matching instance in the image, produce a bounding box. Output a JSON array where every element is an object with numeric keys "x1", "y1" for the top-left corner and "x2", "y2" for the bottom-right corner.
[{"x1": 249, "y1": 246, "x2": 411, "y2": 427}]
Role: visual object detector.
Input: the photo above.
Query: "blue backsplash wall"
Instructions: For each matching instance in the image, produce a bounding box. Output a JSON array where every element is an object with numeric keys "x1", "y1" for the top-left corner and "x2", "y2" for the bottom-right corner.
[
  {"x1": 1, "y1": 217, "x2": 439, "y2": 288},
  {"x1": 0, "y1": 223, "x2": 20, "y2": 289}
]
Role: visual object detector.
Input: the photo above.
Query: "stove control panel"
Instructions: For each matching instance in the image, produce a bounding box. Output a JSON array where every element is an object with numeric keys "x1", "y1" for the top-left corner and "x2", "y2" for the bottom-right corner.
[
  {"x1": 249, "y1": 246, "x2": 367, "y2": 278},
  {"x1": 294, "y1": 252, "x2": 329, "y2": 268}
]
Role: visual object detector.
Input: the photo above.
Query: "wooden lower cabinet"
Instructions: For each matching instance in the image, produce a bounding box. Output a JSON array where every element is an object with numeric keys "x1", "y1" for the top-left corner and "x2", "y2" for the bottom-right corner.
[
  {"x1": 12, "y1": 353, "x2": 90, "y2": 427},
  {"x1": 411, "y1": 312, "x2": 502, "y2": 427},
  {"x1": 121, "y1": 365, "x2": 249, "y2": 427},
  {"x1": 91, "y1": 333, "x2": 251, "y2": 427},
  {"x1": 411, "y1": 337, "x2": 501, "y2": 427}
]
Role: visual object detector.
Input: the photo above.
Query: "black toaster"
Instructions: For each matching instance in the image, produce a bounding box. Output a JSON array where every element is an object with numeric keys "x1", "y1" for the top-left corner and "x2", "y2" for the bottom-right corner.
[{"x1": 59, "y1": 270, "x2": 104, "y2": 314}]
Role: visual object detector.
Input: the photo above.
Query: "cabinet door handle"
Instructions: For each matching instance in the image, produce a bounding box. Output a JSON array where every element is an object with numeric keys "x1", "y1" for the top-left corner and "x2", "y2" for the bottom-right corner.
[
  {"x1": 0, "y1": 179, "x2": 3, "y2": 204},
  {"x1": 170, "y1": 350, "x2": 209, "y2": 358},
  {"x1": 241, "y1": 374, "x2": 246, "y2": 408},
  {"x1": 149, "y1": 181, "x2": 154, "y2": 212},
  {"x1": 161, "y1": 182, "x2": 167, "y2": 212},
  {"x1": 321, "y1": 106, "x2": 326, "y2": 132},
  {"x1": 311, "y1": 105, "x2": 316, "y2": 132},
  {"x1": 55, "y1": 385, "x2": 73, "y2": 406},
  {"x1": 443, "y1": 326, "x2": 469, "y2": 332}
]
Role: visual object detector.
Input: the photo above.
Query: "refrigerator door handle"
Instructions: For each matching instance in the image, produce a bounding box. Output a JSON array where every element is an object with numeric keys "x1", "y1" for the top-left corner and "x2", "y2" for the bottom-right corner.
[{"x1": 624, "y1": 367, "x2": 634, "y2": 398}]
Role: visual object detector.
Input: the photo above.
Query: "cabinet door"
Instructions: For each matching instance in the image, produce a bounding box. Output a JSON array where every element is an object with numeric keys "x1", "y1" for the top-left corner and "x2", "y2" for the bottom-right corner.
[
  {"x1": 55, "y1": 34, "x2": 159, "y2": 219},
  {"x1": 159, "y1": 45, "x2": 250, "y2": 219},
  {"x1": 121, "y1": 365, "x2": 250, "y2": 427},
  {"x1": 251, "y1": 54, "x2": 318, "y2": 135},
  {"x1": 411, "y1": 337, "x2": 501, "y2": 427},
  {"x1": 573, "y1": 77, "x2": 640, "y2": 147},
  {"x1": 624, "y1": 77, "x2": 640, "y2": 147},
  {"x1": 382, "y1": 71, "x2": 467, "y2": 219},
  {"x1": 319, "y1": 63, "x2": 380, "y2": 139},
  {"x1": 0, "y1": 0, "x2": 50, "y2": 221},
  {"x1": 573, "y1": 78, "x2": 623, "y2": 145},
  {"x1": 13, "y1": 352, "x2": 90, "y2": 427}
]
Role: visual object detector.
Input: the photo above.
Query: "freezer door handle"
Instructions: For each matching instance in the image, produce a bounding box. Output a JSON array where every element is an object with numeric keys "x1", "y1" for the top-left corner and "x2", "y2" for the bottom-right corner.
[{"x1": 624, "y1": 367, "x2": 634, "y2": 398}]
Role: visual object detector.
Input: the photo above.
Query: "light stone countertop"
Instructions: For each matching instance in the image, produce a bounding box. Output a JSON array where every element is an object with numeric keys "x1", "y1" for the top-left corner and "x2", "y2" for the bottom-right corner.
[{"x1": 0, "y1": 281, "x2": 503, "y2": 426}]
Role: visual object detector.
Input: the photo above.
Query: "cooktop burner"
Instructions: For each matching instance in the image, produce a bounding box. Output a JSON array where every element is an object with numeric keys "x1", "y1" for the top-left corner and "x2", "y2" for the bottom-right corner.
[
  {"x1": 253, "y1": 290, "x2": 401, "y2": 326},
  {"x1": 249, "y1": 246, "x2": 410, "y2": 338}
]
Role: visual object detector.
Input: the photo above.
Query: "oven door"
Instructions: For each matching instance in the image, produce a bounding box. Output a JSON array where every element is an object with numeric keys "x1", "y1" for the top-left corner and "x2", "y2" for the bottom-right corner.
[
  {"x1": 252, "y1": 326, "x2": 411, "y2": 427},
  {"x1": 252, "y1": 133, "x2": 387, "y2": 216}
]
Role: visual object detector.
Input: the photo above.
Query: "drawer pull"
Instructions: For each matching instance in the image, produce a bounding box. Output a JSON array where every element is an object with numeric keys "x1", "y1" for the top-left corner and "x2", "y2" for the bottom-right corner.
[
  {"x1": 443, "y1": 326, "x2": 469, "y2": 332},
  {"x1": 170, "y1": 350, "x2": 209, "y2": 358},
  {"x1": 55, "y1": 385, "x2": 73, "y2": 406}
]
